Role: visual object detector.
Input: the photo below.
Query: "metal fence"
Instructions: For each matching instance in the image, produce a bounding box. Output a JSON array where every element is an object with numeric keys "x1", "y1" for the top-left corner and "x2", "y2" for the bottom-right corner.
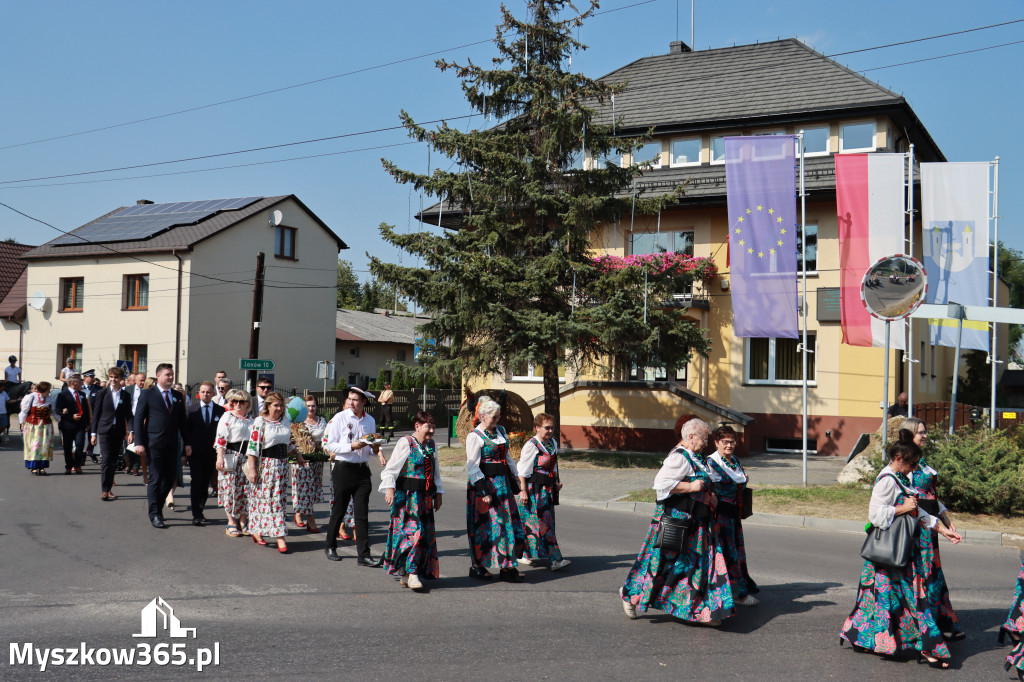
[
  {"x1": 307, "y1": 389, "x2": 461, "y2": 430},
  {"x1": 914, "y1": 401, "x2": 1022, "y2": 431}
]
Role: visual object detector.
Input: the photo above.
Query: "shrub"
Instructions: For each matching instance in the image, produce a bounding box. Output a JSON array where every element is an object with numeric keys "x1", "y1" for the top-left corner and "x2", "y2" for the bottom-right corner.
[{"x1": 925, "y1": 427, "x2": 1024, "y2": 515}]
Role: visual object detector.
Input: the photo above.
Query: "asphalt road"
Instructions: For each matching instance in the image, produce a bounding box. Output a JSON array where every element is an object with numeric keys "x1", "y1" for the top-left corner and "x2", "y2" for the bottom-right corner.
[{"x1": 1, "y1": 451, "x2": 1021, "y2": 680}]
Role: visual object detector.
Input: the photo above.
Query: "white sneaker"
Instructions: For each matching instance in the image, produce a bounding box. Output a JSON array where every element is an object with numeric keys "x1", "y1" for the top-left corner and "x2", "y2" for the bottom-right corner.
[
  {"x1": 518, "y1": 557, "x2": 534, "y2": 566},
  {"x1": 407, "y1": 574, "x2": 424, "y2": 591},
  {"x1": 619, "y1": 588, "x2": 637, "y2": 620},
  {"x1": 550, "y1": 559, "x2": 572, "y2": 571},
  {"x1": 735, "y1": 594, "x2": 759, "y2": 606},
  {"x1": 400, "y1": 575, "x2": 409, "y2": 588}
]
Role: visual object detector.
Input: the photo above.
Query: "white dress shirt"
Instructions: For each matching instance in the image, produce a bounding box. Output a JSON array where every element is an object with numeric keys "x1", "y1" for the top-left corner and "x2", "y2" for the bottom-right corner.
[{"x1": 322, "y1": 408, "x2": 377, "y2": 463}]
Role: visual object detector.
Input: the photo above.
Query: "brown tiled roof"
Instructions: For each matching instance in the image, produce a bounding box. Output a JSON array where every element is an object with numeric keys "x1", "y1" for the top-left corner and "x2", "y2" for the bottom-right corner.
[
  {"x1": 0, "y1": 242, "x2": 33, "y2": 318},
  {"x1": 23, "y1": 194, "x2": 346, "y2": 260}
]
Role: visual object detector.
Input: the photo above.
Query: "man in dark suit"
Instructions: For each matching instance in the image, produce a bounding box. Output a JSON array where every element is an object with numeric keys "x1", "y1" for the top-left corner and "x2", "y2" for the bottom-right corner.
[
  {"x1": 134, "y1": 363, "x2": 191, "y2": 529},
  {"x1": 249, "y1": 375, "x2": 273, "y2": 418},
  {"x1": 90, "y1": 367, "x2": 133, "y2": 501},
  {"x1": 82, "y1": 369, "x2": 101, "y2": 463},
  {"x1": 55, "y1": 373, "x2": 91, "y2": 474},
  {"x1": 184, "y1": 381, "x2": 224, "y2": 526}
]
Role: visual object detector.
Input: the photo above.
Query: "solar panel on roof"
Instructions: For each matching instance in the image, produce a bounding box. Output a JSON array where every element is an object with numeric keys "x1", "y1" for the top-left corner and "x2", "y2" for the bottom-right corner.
[{"x1": 53, "y1": 196, "x2": 263, "y2": 246}]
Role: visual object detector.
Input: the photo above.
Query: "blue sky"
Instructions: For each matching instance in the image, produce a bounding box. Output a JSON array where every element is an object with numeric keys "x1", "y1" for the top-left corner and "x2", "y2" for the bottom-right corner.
[{"x1": 1, "y1": 0, "x2": 1021, "y2": 285}]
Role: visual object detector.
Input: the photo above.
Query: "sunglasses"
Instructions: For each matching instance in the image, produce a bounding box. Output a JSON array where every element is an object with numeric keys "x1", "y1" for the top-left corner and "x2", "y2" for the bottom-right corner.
[{"x1": 257, "y1": 385, "x2": 271, "y2": 390}]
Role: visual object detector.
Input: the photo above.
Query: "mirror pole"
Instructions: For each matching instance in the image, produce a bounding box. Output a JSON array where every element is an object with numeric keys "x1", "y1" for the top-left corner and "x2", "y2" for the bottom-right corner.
[{"x1": 882, "y1": 320, "x2": 891, "y2": 447}]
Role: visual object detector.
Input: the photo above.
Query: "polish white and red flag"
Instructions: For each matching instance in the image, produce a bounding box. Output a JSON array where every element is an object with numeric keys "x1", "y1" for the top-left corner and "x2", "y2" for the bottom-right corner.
[{"x1": 835, "y1": 153, "x2": 907, "y2": 348}]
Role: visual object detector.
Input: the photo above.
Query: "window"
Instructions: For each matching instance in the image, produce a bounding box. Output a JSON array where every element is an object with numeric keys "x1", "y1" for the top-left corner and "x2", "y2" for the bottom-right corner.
[
  {"x1": 397, "y1": 349, "x2": 407, "y2": 361},
  {"x1": 631, "y1": 141, "x2": 662, "y2": 168},
  {"x1": 347, "y1": 373, "x2": 360, "y2": 386},
  {"x1": 746, "y1": 334, "x2": 816, "y2": 385},
  {"x1": 752, "y1": 130, "x2": 789, "y2": 161},
  {"x1": 274, "y1": 226, "x2": 297, "y2": 259},
  {"x1": 59, "y1": 277, "x2": 84, "y2": 312},
  {"x1": 349, "y1": 347, "x2": 359, "y2": 357},
  {"x1": 510, "y1": 359, "x2": 565, "y2": 382},
  {"x1": 796, "y1": 223, "x2": 818, "y2": 272},
  {"x1": 119, "y1": 344, "x2": 147, "y2": 376},
  {"x1": 58, "y1": 344, "x2": 82, "y2": 376},
  {"x1": 840, "y1": 121, "x2": 875, "y2": 152},
  {"x1": 801, "y1": 126, "x2": 829, "y2": 156},
  {"x1": 920, "y1": 340, "x2": 927, "y2": 378},
  {"x1": 669, "y1": 137, "x2": 701, "y2": 167},
  {"x1": 123, "y1": 274, "x2": 149, "y2": 310},
  {"x1": 566, "y1": 147, "x2": 584, "y2": 170},
  {"x1": 628, "y1": 361, "x2": 686, "y2": 382},
  {"x1": 710, "y1": 134, "x2": 738, "y2": 164},
  {"x1": 765, "y1": 437, "x2": 817, "y2": 454},
  {"x1": 589, "y1": 147, "x2": 620, "y2": 169},
  {"x1": 632, "y1": 230, "x2": 695, "y2": 296}
]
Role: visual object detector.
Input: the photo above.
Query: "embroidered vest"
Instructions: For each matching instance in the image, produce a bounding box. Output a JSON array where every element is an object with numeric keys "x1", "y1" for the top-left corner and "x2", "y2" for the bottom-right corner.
[
  {"x1": 530, "y1": 436, "x2": 558, "y2": 476},
  {"x1": 475, "y1": 427, "x2": 508, "y2": 464},
  {"x1": 402, "y1": 436, "x2": 436, "y2": 491}
]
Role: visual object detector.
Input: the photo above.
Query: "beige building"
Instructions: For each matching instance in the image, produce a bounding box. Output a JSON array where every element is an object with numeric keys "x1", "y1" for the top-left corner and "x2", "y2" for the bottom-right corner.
[
  {"x1": 0, "y1": 241, "x2": 33, "y2": 370},
  {"x1": 20, "y1": 195, "x2": 345, "y2": 391},
  {"x1": 334, "y1": 308, "x2": 421, "y2": 389},
  {"x1": 425, "y1": 39, "x2": 1006, "y2": 456}
]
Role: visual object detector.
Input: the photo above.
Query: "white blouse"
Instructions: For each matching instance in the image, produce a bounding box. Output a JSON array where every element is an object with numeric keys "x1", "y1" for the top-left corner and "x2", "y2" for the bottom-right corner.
[
  {"x1": 379, "y1": 437, "x2": 445, "y2": 494},
  {"x1": 653, "y1": 447, "x2": 719, "y2": 501},
  {"x1": 517, "y1": 437, "x2": 558, "y2": 478},
  {"x1": 709, "y1": 451, "x2": 747, "y2": 484},
  {"x1": 869, "y1": 465, "x2": 938, "y2": 530},
  {"x1": 19, "y1": 392, "x2": 56, "y2": 423},
  {"x1": 303, "y1": 416, "x2": 328, "y2": 441},
  {"x1": 249, "y1": 416, "x2": 292, "y2": 453},
  {"x1": 466, "y1": 428, "x2": 517, "y2": 485},
  {"x1": 215, "y1": 412, "x2": 252, "y2": 450}
]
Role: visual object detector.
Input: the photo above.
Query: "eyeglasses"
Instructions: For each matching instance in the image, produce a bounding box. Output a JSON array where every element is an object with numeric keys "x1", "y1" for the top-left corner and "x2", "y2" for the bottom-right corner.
[
  {"x1": 257, "y1": 385, "x2": 271, "y2": 390},
  {"x1": 718, "y1": 440, "x2": 737, "y2": 446}
]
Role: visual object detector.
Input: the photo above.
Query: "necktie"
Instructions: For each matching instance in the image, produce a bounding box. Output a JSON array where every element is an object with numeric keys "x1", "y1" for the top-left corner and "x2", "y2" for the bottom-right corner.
[
  {"x1": 73, "y1": 390, "x2": 82, "y2": 415},
  {"x1": 163, "y1": 390, "x2": 172, "y2": 411},
  {"x1": 204, "y1": 404, "x2": 210, "y2": 424}
]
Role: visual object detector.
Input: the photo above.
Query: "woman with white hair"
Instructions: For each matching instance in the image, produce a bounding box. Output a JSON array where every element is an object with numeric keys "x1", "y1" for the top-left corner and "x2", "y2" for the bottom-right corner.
[
  {"x1": 465, "y1": 396, "x2": 526, "y2": 582},
  {"x1": 619, "y1": 417, "x2": 735, "y2": 627}
]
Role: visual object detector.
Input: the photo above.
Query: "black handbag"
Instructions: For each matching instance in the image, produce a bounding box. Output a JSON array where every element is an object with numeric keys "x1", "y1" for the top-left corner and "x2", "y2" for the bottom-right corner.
[
  {"x1": 740, "y1": 487, "x2": 753, "y2": 519},
  {"x1": 860, "y1": 512, "x2": 918, "y2": 569},
  {"x1": 653, "y1": 516, "x2": 691, "y2": 554}
]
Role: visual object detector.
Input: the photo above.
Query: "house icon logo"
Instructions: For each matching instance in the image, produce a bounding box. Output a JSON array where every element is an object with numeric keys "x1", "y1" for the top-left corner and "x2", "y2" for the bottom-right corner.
[{"x1": 133, "y1": 597, "x2": 197, "y2": 638}]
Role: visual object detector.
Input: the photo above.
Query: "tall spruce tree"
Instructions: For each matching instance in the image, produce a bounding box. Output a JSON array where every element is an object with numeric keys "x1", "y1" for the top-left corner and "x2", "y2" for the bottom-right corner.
[{"x1": 372, "y1": 0, "x2": 716, "y2": 435}]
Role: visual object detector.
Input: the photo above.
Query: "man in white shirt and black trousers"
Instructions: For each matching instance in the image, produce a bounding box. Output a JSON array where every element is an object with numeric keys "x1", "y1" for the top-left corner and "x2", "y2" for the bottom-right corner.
[{"x1": 324, "y1": 387, "x2": 387, "y2": 565}]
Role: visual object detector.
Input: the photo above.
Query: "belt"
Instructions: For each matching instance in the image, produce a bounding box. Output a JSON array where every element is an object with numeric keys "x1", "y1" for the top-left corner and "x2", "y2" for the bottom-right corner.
[
  {"x1": 397, "y1": 477, "x2": 429, "y2": 492},
  {"x1": 262, "y1": 444, "x2": 288, "y2": 460},
  {"x1": 480, "y1": 462, "x2": 508, "y2": 477},
  {"x1": 530, "y1": 472, "x2": 555, "y2": 487},
  {"x1": 225, "y1": 441, "x2": 245, "y2": 454},
  {"x1": 717, "y1": 501, "x2": 741, "y2": 519},
  {"x1": 663, "y1": 493, "x2": 711, "y2": 520}
]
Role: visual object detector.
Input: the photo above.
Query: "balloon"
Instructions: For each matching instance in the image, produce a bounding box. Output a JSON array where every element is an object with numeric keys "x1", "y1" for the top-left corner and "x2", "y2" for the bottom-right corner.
[{"x1": 285, "y1": 396, "x2": 308, "y2": 424}]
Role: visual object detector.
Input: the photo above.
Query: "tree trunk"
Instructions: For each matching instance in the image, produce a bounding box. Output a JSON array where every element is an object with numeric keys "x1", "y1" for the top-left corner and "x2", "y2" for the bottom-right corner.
[{"x1": 542, "y1": 356, "x2": 561, "y2": 441}]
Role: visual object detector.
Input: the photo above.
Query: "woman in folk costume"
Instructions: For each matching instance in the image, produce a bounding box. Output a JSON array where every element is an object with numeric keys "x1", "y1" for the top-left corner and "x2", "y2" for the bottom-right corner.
[
  {"x1": 215, "y1": 389, "x2": 253, "y2": 538},
  {"x1": 465, "y1": 396, "x2": 526, "y2": 582},
  {"x1": 516, "y1": 412, "x2": 570, "y2": 571},
  {"x1": 619, "y1": 417, "x2": 735, "y2": 627},
  {"x1": 291, "y1": 394, "x2": 327, "y2": 533},
  {"x1": 901, "y1": 417, "x2": 963, "y2": 641},
  {"x1": 839, "y1": 432, "x2": 962, "y2": 669},
  {"x1": 380, "y1": 411, "x2": 444, "y2": 591},
  {"x1": 708, "y1": 425, "x2": 759, "y2": 606},
  {"x1": 246, "y1": 391, "x2": 305, "y2": 554},
  {"x1": 1000, "y1": 560, "x2": 1024, "y2": 680},
  {"x1": 20, "y1": 381, "x2": 56, "y2": 475}
]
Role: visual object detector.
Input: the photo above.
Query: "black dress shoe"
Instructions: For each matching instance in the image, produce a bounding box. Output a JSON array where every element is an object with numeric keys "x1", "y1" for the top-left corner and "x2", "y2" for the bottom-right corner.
[
  {"x1": 324, "y1": 547, "x2": 342, "y2": 562},
  {"x1": 196, "y1": 513, "x2": 207, "y2": 522},
  {"x1": 468, "y1": 566, "x2": 493, "y2": 580},
  {"x1": 356, "y1": 556, "x2": 383, "y2": 567},
  {"x1": 192, "y1": 518, "x2": 203, "y2": 527},
  {"x1": 499, "y1": 568, "x2": 525, "y2": 583},
  {"x1": 150, "y1": 517, "x2": 166, "y2": 529}
]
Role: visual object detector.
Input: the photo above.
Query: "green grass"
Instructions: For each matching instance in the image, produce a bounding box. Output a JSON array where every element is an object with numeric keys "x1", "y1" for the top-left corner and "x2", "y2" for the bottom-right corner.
[
  {"x1": 438, "y1": 446, "x2": 662, "y2": 470},
  {"x1": 620, "y1": 484, "x2": 871, "y2": 507}
]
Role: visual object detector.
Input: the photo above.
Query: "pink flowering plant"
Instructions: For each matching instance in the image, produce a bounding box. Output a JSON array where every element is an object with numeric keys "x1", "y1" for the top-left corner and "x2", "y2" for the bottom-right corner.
[{"x1": 591, "y1": 253, "x2": 718, "y2": 283}]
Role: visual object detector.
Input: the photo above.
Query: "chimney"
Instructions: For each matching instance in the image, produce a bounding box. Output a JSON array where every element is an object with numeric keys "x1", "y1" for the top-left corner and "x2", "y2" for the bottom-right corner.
[
  {"x1": 669, "y1": 40, "x2": 692, "y2": 54},
  {"x1": 137, "y1": 199, "x2": 154, "y2": 205}
]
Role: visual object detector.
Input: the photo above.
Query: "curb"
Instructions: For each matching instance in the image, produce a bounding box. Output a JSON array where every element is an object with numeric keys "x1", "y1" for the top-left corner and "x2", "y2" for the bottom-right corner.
[{"x1": 439, "y1": 476, "x2": 1023, "y2": 549}]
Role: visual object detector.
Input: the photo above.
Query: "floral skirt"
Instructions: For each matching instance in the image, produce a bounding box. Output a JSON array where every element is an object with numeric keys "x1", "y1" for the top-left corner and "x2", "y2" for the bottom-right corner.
[
  {"x1": 23, "y1": 423, "x2": 54, "y2": 469},
  {"x1": 1002, "y1": 559, "x2": 1024, "y2": 671},
  {"x1": 839, "y1": 560, "x2": 950, "y2": 659},
  {"x1": 248, "y1": 458, "x2": 288, "y2": 538},
  {"x1": 383, "y1": 489, "x2": 439, "y2": 579},
  {"x1": 621, "y1": 503, "x2": 735, "y2": 623},
  {"x1": 916, "y1": 527, "x2": 960, "y2": 636},
  {"x1": 217, "y1": 456, "x2": 248, "y2": 517},
  {"x1": 290, "y1": 461, "x2": 324, "y2": 515},
  {"x1": 717, "y1": 516, "x2": 759, "y2": 599},
  {"x1": 517, "y1": 481, "x2": 562, "y2": 562},
  {"x1": 466, "y1": 474, "x2": 525, "y2": 571}
]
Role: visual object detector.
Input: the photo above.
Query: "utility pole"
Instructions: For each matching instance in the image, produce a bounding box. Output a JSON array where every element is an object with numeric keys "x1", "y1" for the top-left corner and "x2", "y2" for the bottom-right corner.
[{"x1": 248, "y1": 252, "x2": 266, "y2": 394}]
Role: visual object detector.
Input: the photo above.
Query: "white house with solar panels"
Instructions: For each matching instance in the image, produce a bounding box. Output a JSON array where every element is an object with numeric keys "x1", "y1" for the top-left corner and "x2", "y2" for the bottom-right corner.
[{"x1": 19, "y1": 195, "x2": 346, "y2": 391}]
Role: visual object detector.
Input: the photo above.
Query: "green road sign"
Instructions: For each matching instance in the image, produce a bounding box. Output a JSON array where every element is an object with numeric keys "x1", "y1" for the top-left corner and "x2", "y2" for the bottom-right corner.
[{"x1": 240, "y1": 359, "x2": 275, "y2": 371}]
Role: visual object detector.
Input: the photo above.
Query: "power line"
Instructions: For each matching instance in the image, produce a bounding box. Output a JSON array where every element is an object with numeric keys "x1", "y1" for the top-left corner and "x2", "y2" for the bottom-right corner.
[
  {"x1": 859, "y1": 39, "x2": 1024, "y2": 72},
  {"x1": 827, "y1": 18, "x2": 1023, "y2": 56},
  {"x1": 0, "y1": 0, "x2": 657, "y2": 153}
]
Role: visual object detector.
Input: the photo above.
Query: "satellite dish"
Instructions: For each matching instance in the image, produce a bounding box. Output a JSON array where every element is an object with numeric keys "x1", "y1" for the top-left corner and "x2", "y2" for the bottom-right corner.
[
  {"x1": 28, "y1": 291, "x2": 49, "y2": 311},
  {"x1": 269, "y1": 210, "x2": 284, "y2": 227}
]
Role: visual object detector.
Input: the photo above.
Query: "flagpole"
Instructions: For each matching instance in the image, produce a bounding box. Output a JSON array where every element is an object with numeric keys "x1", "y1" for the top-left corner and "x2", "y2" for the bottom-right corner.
[
  {"x1": 799, "y1": 131, "x2": 808, "y2": 487},
  {"x1": 990, "y1": 156, "x2": 1000, "y2": 428},
  {"x1": 907, "y1": 145, "x2": 915, "y2": 418}
]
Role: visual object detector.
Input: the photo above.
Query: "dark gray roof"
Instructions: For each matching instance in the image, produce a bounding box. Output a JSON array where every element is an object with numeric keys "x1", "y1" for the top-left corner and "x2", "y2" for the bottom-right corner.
[
  {"x1": 596, "y1": 39, "x2": 909, "y2": 134},
  {"x1": 335, "y1": 308, "x2": 427, "y2": 344},
  {"x1": 23, "y1": 194, "x2": 346, "y2": 260}
]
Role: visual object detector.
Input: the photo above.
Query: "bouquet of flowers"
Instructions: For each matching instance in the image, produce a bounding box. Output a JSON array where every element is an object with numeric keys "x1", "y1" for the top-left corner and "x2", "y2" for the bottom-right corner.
[{"x1": 290, "y1": 422, "x2": 329, "y2": 462}]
